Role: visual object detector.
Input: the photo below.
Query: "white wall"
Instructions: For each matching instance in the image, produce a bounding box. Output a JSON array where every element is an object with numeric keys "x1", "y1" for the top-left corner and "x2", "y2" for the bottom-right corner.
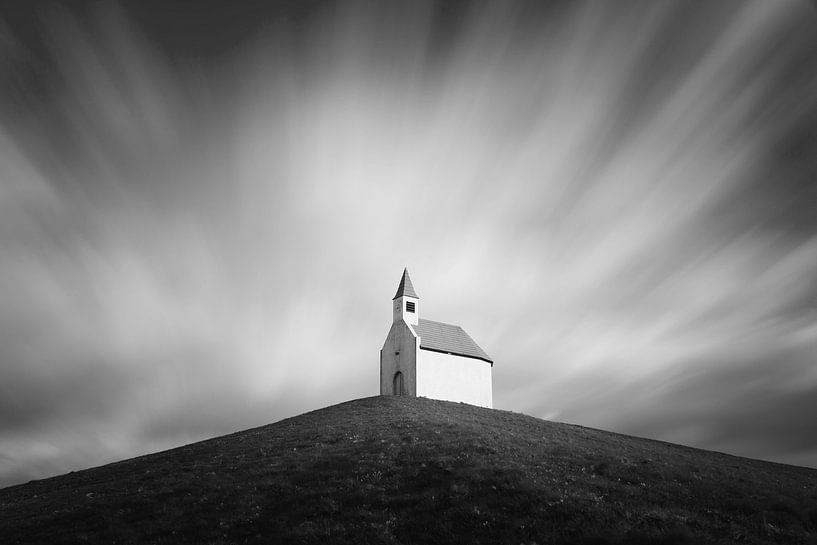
[{"x1": 415, "y1": 349, "x2": 492, "y2": 408}]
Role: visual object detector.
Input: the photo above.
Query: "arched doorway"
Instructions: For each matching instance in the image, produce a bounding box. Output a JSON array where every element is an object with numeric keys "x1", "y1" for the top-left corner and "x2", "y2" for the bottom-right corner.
[{"x1": 393, "y1": 371, "x2": 404, "y2": 396}]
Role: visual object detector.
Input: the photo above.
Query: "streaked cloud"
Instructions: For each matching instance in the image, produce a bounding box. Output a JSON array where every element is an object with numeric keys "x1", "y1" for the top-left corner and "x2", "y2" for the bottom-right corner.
[{"x1": 0, "y1": 0, "x2": 816, "y2": 486}]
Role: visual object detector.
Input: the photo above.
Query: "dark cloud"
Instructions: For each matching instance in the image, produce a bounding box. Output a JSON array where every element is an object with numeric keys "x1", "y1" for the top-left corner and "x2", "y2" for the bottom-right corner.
[{"x1": 545, "y1": 338, "x2": 817, "y2": 467}]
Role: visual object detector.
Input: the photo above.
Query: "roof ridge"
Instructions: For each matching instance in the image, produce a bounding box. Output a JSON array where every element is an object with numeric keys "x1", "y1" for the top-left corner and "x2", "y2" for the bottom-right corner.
[{"x1": 419, "y1": 317, "x2": 461, "y2": 328}]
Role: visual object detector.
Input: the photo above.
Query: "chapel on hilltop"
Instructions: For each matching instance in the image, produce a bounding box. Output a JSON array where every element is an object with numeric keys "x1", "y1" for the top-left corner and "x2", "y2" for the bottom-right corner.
[{"x1": 380, "y1": 269, "x2": 493, "y2": 408}]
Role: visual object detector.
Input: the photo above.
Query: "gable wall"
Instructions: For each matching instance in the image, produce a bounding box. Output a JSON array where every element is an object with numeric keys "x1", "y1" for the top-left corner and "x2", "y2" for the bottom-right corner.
[
  {"x1": 380, "y1": 321, "x2": 418, "y2": 396},
  {"x1": 415, "y1": 349, "x2": 492, "y2": 408}
]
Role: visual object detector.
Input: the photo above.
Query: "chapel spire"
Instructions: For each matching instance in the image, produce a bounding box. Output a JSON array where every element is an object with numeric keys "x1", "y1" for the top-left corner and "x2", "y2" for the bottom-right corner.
[
  {"x1": 392, "y1": 268, "x2": 419, "y2": 325},
  {"x1": 392, "y1": 268, "x2": 419, "y2": 300}
]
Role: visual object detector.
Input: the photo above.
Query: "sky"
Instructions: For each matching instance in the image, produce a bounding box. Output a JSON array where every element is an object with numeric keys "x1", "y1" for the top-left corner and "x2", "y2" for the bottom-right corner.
[{"x1": 1, "y1": 0, "x2": 816, "y2": 487}]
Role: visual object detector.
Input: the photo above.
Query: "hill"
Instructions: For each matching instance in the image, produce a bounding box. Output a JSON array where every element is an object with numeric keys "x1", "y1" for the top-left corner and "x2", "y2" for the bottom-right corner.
[{"x1": 1, "y1": 396, "x2": 816, "y2": 544}]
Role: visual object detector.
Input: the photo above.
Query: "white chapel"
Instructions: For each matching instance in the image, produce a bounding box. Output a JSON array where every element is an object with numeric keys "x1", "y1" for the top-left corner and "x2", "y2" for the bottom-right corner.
[{"x1": 380, "y1": 269, "x2": 494, "y2": 408}]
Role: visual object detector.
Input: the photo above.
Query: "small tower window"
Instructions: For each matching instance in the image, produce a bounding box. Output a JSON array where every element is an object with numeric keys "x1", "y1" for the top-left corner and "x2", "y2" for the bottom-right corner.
[{"x1": 406, "y1": 301, "x2": 415, "y2": 313}]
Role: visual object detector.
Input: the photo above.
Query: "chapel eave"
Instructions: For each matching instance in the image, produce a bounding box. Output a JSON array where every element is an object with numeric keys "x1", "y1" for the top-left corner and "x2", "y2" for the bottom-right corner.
[{"x1": 418, "y1": 345, "x2": 494, "y2": 365}]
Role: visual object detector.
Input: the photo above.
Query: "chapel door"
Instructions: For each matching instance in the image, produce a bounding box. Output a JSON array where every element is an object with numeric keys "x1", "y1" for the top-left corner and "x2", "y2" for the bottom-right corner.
[{"x1": 393, "y1": 371, "x2": 404, "y2": 396}]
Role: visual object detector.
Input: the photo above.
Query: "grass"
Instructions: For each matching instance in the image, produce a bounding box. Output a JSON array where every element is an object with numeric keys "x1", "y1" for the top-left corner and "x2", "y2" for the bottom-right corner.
[{"x1": 1, "y1": 396, "x2": 816, "y2": 544}]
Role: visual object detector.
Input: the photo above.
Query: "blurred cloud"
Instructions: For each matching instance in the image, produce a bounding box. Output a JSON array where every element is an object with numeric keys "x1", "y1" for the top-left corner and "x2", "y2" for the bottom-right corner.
[{"x1": 0, "y1": 0, "x2": 816, "y2": 486}]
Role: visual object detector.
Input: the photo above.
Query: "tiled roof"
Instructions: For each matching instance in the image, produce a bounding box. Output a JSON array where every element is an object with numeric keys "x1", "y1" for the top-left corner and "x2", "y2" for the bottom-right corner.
[
  {"x1": 413, "y1": 318, "x2": 493, "y2": 364},
  {"x1": 392, "y1": 268, "x2": 419, "y2": 300}
]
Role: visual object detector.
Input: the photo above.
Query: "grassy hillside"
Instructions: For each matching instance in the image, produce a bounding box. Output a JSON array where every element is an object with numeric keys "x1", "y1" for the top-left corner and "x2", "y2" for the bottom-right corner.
[{"x1": 1, "y1": 396, "x2": 816, "y2": 544}]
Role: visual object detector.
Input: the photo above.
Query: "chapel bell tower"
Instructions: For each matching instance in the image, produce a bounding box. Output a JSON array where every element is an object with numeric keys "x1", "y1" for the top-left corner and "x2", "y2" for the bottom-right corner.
[{"x1": 392, "y1": 268, "x2": 419, "y2": 326}]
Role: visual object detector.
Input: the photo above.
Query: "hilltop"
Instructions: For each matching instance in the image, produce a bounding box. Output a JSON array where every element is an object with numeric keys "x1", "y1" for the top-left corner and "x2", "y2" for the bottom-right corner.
[{"x1": 1, "y1": 396, "x2": 816, "y2": 544}]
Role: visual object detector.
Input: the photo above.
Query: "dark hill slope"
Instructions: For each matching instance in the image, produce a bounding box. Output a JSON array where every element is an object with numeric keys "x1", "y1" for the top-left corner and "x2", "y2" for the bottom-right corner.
[{"x1": 1, "y1": 396, "x2": 816, "y2": 544}]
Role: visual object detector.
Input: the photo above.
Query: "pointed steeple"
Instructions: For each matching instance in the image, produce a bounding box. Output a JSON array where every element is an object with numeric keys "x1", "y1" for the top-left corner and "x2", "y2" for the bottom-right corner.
[{"x1": 393, "y1": 268, "x2": 419, "y2": 300}]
